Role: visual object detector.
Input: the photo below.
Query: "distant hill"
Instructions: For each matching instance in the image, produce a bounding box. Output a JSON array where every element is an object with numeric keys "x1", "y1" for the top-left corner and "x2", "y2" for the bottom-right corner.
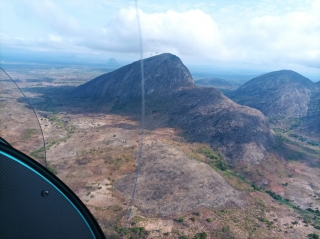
[
  {"x1": 230, "y1": 70, "x2": 315, "y2": 117},
  {"x1": 195, "y1": 78, "x2": 239, "y2": 93},
  {"x1": 75, "y1": 53, "x2": 275, "y2": 163},
  {"x1": 106, "y1": 58, "x2": 119, "y2": 67}
]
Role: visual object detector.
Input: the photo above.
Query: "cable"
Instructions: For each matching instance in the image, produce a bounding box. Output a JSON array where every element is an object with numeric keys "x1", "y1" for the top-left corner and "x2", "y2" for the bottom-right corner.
[
  {"x1": 0, "y1": 66, "x2": 47, "y2": 168},
  {"x1": 123, "y1": 0, "x2": 145, "y2": 236}
]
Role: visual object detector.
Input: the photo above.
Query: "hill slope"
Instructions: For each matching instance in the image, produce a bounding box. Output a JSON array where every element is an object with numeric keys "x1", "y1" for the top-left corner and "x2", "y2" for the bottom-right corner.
[
  {"x1": 74, "y1": 53, "x2": 194, "y2": 103},
  {"x1": 299, "y1": 80, "x2": 320, "y2": 136},
  {"x1": 152, "y1": 87, "x2": 274, "y2": 163},
  {"x1": 75, "y1": 53, "x2": 275, "y2": 163},
  {"x1": 230, "y1": 70, "x2": 315, "y2": 117}
]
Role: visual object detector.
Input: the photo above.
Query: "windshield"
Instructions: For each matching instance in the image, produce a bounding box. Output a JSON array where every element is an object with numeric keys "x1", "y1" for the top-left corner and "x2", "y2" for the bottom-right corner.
[
  {"x1": 1, "y1": 1, "x2": 320, "y2": 239},
  {"x1": 0, "y1": 67, "x2": 46, "y2": 167}
]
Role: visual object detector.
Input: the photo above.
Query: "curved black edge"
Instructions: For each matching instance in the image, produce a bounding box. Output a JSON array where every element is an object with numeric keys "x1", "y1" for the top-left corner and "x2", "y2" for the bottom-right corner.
[
  {"x1": 0, "y1": 143, "x2": 105, "y2": 239},
  {"x1": 0, "y1": 137, "x2": 12, "y2": 147}
]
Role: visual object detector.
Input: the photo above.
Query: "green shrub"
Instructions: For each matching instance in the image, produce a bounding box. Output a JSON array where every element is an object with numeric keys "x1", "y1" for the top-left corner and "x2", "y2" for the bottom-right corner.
[
  {"x1": 179, "y1": 236, "x2": 188, "y2": 239},
  {"x1": 216, "y1": 159, "x2": 228, "y2": 171},
  {"x1": 197, "y1": 147, "x2": 228, "y2": 171},
  {"x1": 194, "y1": 232, "x2": 207, "y2": 239},
  {"x1": 131, "y1": 227, "x2": 139, "y2": 233},
  {"x1": 30, "y1": 147, "x2": 45, "y2": 159},
  {"x1": 48, "y1": 166, "x2": 57, "y2": 175},
  {"x1": 308, "y1": 234, "x2": 320, "y2": 239},
  {"x1": 222, "y1": 226, "x2": 229, "y2": 232}
]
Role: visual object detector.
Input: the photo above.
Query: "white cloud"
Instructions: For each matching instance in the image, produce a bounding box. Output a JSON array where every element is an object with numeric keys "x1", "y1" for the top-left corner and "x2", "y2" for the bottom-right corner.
[
  {"x1": 221, "y1": 2, "x2": 320, "y2": 66},
  {"x1": 14, "y1": 0, "x2": 80, "y2": 36},
  {"x1": 48, "y1": 34, "x2": 62, "y2": 43},
  {"x1": 78, "y1": 4, "x2": 319, "y2": 68},
  {"x1": 80, "y1": 8, "x2": 226, "y2": 59},
  {"x1": 1, "y1": 0, "x2": 319, "y2": 71}
]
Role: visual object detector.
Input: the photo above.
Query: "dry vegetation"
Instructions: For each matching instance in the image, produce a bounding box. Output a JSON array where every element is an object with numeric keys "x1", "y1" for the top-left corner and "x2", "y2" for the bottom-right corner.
[{"x1": 1, "y1": 65, "x2": 319, "y2": 238}]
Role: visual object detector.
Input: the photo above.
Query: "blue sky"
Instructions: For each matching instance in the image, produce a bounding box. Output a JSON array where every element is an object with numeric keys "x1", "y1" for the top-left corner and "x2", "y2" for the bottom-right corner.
[{"x1": 0, "y1": 0, "x2": 319, "y2": 80}]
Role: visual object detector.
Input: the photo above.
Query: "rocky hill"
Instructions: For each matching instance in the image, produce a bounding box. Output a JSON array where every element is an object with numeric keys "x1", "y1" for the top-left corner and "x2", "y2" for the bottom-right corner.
[
  {"x1": 299, "y1": 80, "x2": 320, "y2": 136},
  {"x1": 106, "y1": 58, "x2": 119, "y2": 67},
  {"x1": 75, "y1": 53, "x2": 275, "y2": 163},
  {"x1": 195, "y1": 78, "x2": 238, "y2": 93},
  {"x1": 149, "y1": 87, "x2": 274, "y2": 163},
  {"x1": 115, "y1": 142, "x2": 244, "y2": 216},
  {"x1": 230, "y1": 70, "x2": 315, "y2": 117},
  {"x1": 74, "y1": 53, "x2": 194, "y2": 103}
]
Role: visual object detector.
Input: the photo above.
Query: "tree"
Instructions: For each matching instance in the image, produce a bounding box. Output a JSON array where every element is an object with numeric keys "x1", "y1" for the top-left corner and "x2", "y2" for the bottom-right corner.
[
  {"x1": 308, "y1": 234, "x2": 320, "y2": 239},
  {"x1": 194, "y1": 232, "x2": 207, "y2": 239}
]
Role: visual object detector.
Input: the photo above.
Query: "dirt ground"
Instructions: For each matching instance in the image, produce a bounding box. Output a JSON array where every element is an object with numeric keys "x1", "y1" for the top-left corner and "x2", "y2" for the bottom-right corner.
[{"x1": 1, "y1": 67, "x2": 319, "y2": 238}]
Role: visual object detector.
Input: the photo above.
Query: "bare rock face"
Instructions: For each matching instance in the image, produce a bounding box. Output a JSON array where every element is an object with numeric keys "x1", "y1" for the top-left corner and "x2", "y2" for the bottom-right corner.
[
  {"x1": 230, "y1": 70, "x2": 315, "y2": 117},
  {"x1": 114, "y1": 142, "x2": 244, "y2": 216},
  {"x1": 74, "y1": 53, "x2": 194, "y2": 103}
]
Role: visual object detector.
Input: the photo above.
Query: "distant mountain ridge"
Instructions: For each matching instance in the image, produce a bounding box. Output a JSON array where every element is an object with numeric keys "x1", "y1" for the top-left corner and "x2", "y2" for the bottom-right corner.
[
  {"x1": 75, "y1": 53, "x2": 275, "y2": 163},
  {"x1": 195, "y1": 78, "x2": 239, "y2": 93},
  {"x1": 230, "y1": 70, "x2": 315, "y2": 117},
  {"x1": 107, "y1": 58, "x2": 119, "y2": 67}
]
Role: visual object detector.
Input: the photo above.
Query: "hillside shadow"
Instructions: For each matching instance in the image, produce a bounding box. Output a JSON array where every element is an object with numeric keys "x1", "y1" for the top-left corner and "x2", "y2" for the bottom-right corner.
[
  {"x1": 272, "y1": 136, "x2": 320, "y2": 168},
  {"x1": 21, "y1": 86, "x2": 118, "y2": 115},
  {"x1": 21, "y1": 85, "x2": 173, "y2": 125},
  {"x1": 19, "y1": 85, "x2": 320, "y2": 169}
]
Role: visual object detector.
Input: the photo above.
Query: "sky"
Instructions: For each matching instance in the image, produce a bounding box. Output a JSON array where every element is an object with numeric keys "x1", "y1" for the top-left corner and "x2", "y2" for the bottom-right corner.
[{"x1": 0, "y1": 0, "x2": 319, "y2": 80}]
